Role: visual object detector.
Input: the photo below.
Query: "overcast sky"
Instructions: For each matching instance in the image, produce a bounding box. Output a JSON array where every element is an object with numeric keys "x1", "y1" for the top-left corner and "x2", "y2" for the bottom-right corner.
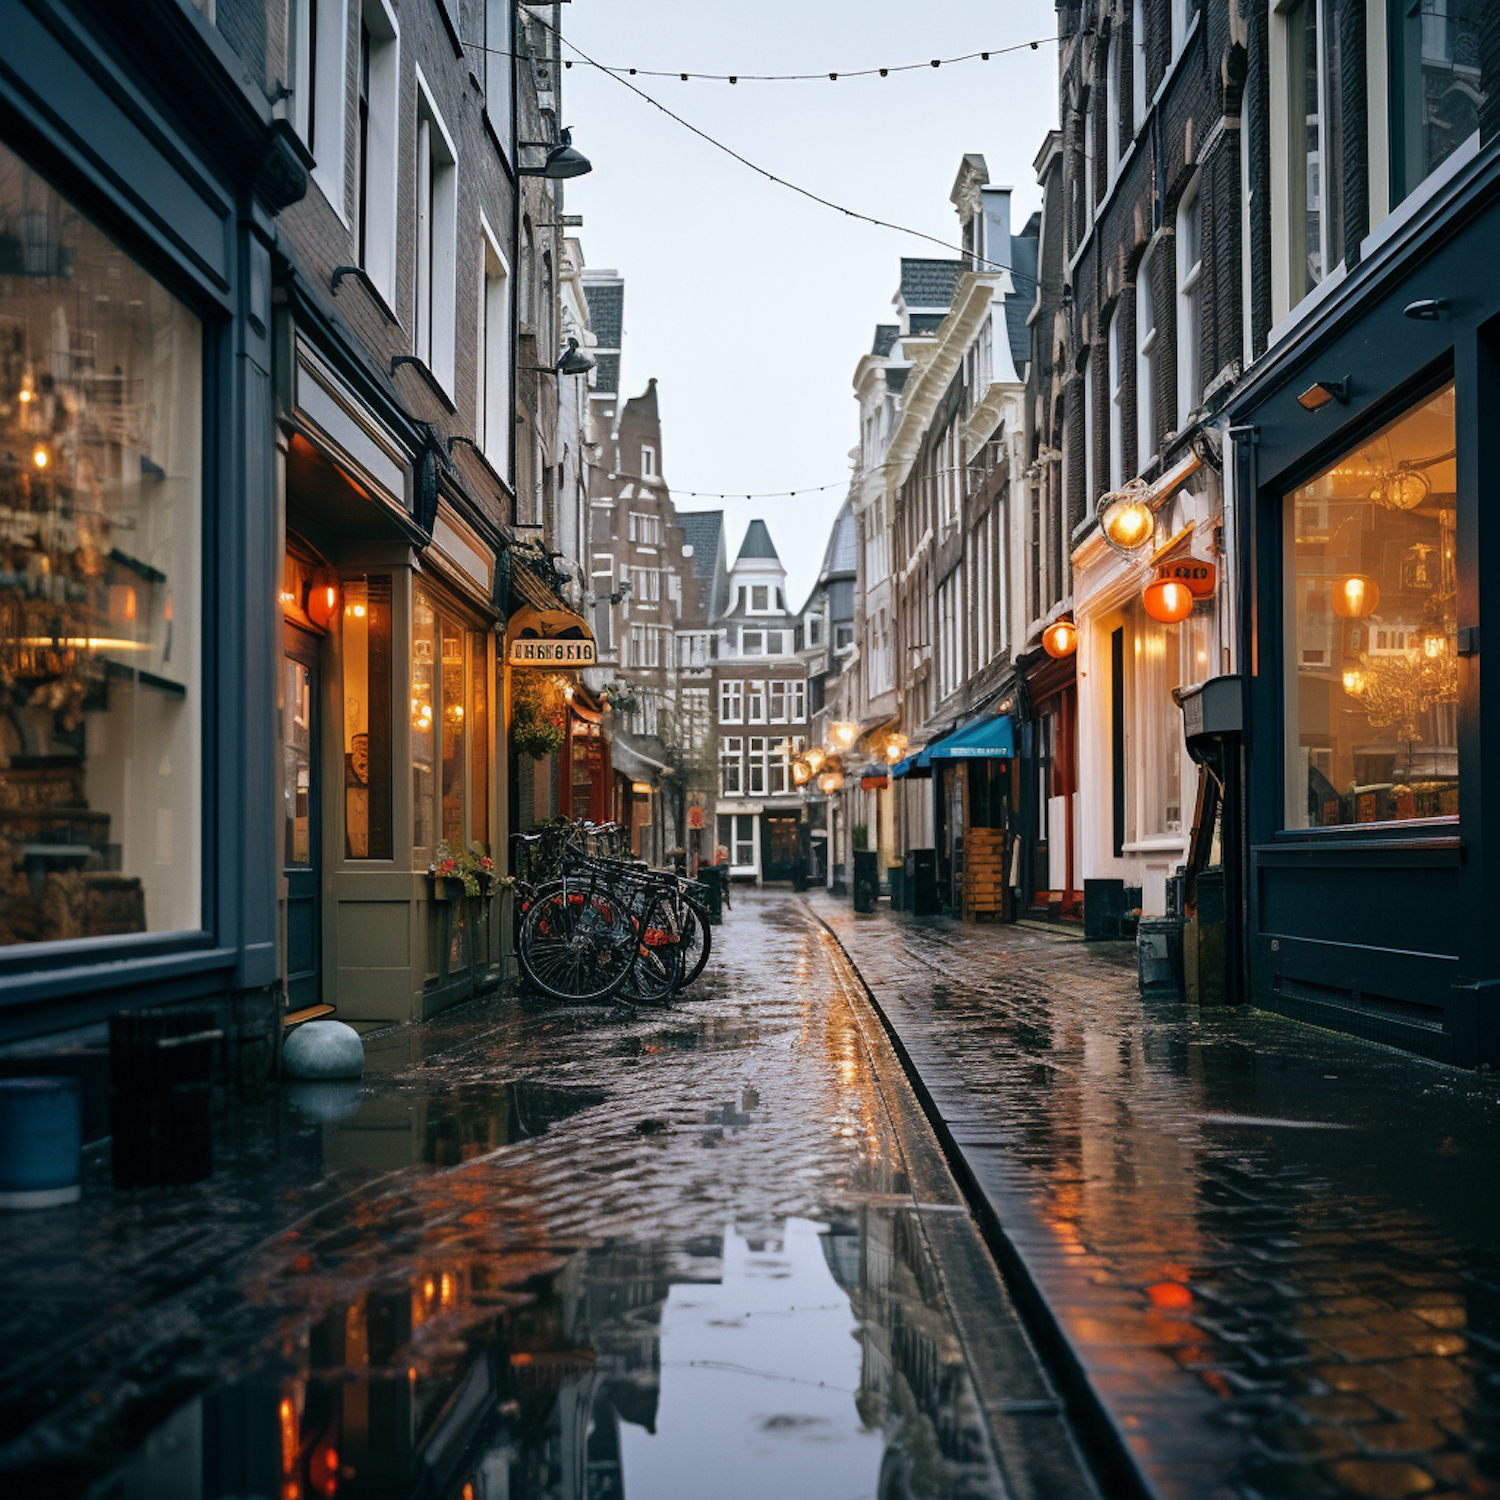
[{"x1": 562, "y1": 0, "x2": 1059, "y2": 609}]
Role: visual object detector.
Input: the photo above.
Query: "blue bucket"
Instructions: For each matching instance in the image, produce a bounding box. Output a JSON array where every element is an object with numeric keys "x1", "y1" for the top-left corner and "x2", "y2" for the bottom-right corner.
[{"x1": 0, "y1": 1077, "x2": 82, "y2": 1208}]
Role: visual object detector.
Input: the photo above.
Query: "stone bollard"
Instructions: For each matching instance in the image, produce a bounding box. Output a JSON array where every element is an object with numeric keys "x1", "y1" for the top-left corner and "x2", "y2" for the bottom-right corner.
[{"x1": 283, "y1": 1020, "x2": 365, "y2": 1080}]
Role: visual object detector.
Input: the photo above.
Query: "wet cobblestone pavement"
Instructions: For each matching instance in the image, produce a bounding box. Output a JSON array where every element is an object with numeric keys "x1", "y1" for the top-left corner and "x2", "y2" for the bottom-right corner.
[
  {"x1": 811, "y1": 895, "x2": 1500, "y2": 1500},
  {"x1": 0, "y1": 894, "x2": 1094, "y2": 1500}
]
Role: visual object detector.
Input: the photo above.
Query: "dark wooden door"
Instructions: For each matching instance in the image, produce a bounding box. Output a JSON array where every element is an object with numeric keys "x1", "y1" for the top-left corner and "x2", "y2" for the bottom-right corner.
[
  {"x1": 762, "y1": 814, "x2": 800, "y2": 881},
  {"x1": 283, "y1": 630, "x2": 321, "y2": 1012}
]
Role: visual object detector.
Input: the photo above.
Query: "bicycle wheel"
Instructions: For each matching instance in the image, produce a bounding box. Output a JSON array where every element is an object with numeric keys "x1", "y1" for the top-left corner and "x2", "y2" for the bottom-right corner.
[
  {"x1": 675, "y1": 894, "x2": 712, "y2": 989},
  {"x1": 518, "y1": 885, "x2": 633, "y2": 1003},
  {"x1": 619, "y1": 896, "x2": 684, "y2": 1004}
]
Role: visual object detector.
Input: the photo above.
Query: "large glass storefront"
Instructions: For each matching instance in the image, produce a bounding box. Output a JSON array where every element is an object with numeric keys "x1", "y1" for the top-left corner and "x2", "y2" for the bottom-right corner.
[
  {"x1": 1283, "y1": 382, "x2": 1457, "y2": 829},
  {"x1": 0, "y1": 142, "x2": 202, "y2": 946}
]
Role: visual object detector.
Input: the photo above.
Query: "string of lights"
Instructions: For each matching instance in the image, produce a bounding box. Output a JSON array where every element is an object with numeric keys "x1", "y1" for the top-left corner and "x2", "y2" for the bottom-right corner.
[
  {"x1": 525, "y1": 15, "x2": 1046, "y2": 286},
  {"x1": 462, "y1": 36, "x2": 1048, "y2": 84},
  {"x1": 651, "y1": 461, "x2": 1005, "y2": 503}
]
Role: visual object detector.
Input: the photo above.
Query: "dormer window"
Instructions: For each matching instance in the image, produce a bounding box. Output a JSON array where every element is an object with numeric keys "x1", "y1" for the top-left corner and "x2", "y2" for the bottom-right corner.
[
  {"x1": 751, "y1": 585, "x2": 769, "y2": 611},
  {"x1": 641, "y1": 444, "x2": 657, "y2": 478}
]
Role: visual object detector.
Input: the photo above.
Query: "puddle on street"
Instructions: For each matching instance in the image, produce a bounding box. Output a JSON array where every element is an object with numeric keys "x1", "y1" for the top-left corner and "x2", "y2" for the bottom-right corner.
[
  {"x1": 75, "y1": 901, "x2": 1004, "y2": 1500},
  {"x1": 98, "y1": 1207, "x2": 998, "y2": 1500}
]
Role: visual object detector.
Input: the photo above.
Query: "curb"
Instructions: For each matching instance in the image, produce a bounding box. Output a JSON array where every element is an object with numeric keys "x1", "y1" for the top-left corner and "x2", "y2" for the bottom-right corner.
[{"x1": 802, "y1": 900, "x2": 1162, "y2": 1500}]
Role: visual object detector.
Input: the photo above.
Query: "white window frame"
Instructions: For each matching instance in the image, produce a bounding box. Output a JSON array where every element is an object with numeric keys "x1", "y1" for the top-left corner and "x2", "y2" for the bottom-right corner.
[
  {"x1": 1084, "y1": 89, "x2": 1097, "y2": 220},
  {"x1": 291, "y1": 0, "x2": 350, "y2": 214},
  {"x1": 742, "y1": 630, "x2": 764, "y2": 656},
  {"x1": 483, "y1": 0, "x2": 514, "y2": 161},
  {"x1": 747, "y1": 738, "x2": 768, "y2": 796},
  {"x1": 747, "y1": 681, "x2": 766, "y2": 724},
  {"x1": 1108, "y1": 309, "x2": 1125, "y2": 491},
  {"x1": 1176, "y1": 178, "x2": 1203, "y2": 425},
  {"x1": 478, "y1": 215, "x2": 511, "y2": 476},
  {"x1": 1136, "y1": 250, "x2": 1158, "y2": 467},
  {"x1": 1171, "y1": 0, "x2": 1188, "y2": 58},
  {"x1": 1132, "y1": 0, "x2": 1148, "y2": 133},
  {"x1": 357, "y1": 0, "x2": 399, "y2": 302},
  {"x1": 641, "y1": 444, "x2": 657, "y2": 478},
  {"x1": 414, "y1": 69, "x2": 459, "y2": 395},
  {"x1": 1082, "y1": 348, "x2": 1096, "y2": 507},
  {"x1": 1106, "y1": 30, "x2": 1121, "y2": 184},
  {"x1": 750, "y1": 584, "x2": 770, "y2": 612},
  {"x1": 719, "y1": 679, "x2": 743, "y2": 724}
]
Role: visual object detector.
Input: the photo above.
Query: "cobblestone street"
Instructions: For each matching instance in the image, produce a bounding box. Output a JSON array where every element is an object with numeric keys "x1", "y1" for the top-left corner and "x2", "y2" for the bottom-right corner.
[
  {"x1": 812, "y1": 896, "x2": 1500, "y2": 1500},
  {"x1": 0, "y1": 894, "x2": 1092, "y2": 1500}
]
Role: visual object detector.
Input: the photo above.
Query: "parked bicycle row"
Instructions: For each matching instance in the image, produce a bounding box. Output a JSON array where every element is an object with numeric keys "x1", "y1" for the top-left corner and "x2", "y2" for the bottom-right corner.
[{"x1": 510, "y1": 821, "x2": 721, "y2": 1005}]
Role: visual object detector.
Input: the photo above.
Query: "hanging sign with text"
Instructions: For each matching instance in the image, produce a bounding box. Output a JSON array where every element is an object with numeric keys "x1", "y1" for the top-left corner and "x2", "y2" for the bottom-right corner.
[
  {"x1": 507, "y1": 637, "x2": 596, "y2": 667},
  {"x1": 1156, "y1": 558, "x2": 1217, "y2": 597}
]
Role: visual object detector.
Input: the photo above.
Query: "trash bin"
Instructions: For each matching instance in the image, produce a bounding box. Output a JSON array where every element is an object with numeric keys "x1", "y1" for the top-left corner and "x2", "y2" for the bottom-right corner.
[
  {"x1": 1137, "y1": 916, "x2": 1184, "y2": 1000},
  {"x1": 853, "y1": 850, "x2": 879, "y2": 913},
  {"x1": 1083, "y1": 878, "x2": 1128, "y2": 939},
  {"x1": 887, "y1": 864, "x2": 905, "y2": 912},
  {"x1": 691, "y1": 877, "x2": 721, "y2": 926},
  {"x1": 907, "y1": 850, "x2": 940, "y2": 915},
  {"x1": 110, "y1": 1007, "x2": 221, "y2": 1188}
]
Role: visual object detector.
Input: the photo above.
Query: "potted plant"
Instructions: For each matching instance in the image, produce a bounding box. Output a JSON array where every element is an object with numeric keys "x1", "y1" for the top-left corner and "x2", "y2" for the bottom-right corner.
[
  {"x1": 511, "y1": 675, "x2": 566, "y2": 760},
  {"x1": 428, "y1": 841, "x2": 495, "y2": 901}
]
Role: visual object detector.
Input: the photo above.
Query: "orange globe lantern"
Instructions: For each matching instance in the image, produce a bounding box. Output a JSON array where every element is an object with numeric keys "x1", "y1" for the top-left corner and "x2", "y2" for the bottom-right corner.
[
  {"x1": 1331, "y1": 574, "x2": 1380, "y2": 619},
  {"x1": 1042, "y1": 619, "x2": 1078, "y2": 658},
  {"x1": 1142, "y1": 578, "x2": 1195, "y2": 623}
]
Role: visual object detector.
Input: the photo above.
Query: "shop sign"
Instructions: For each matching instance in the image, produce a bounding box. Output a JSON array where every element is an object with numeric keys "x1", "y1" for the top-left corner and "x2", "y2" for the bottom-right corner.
[
  {"x1": 1156, "y1": 558, "x2": 1216, "y2": 597},
  {"x1": 687, "y1": 806, "x2": 705, "y2": 829},
  {"x1": 507, "y1": 637, "x2": 596, "y2": 667}
]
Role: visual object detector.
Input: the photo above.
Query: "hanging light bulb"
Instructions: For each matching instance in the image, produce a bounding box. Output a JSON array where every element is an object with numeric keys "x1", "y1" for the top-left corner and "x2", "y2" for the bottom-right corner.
[
  {"x1": 1042, "y1": 619, "x2": 1078, "y2": 658},
  {"x1": 805, "y1": 747, "x2": 826, "y2": 773},
  {"x1": 834, "y1": 721, "x2": 857, "y2": 747},
  {"x1": 1331, "y1": 574, "x2": 1380, "y2": 619},
  {"x1": 1342, "y1": 667, "x2": 1368, "y2": 697},
  {"x1": 1142, "y1": 578, "x2": 1195, "y2": 623}
]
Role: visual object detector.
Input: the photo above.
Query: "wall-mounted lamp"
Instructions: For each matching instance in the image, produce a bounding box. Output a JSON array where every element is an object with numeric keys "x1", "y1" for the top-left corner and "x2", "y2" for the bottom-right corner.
[
  {"x1": 1297, "y1": 377, "x2": 1350, "y2": 411},
  {"x1": 517, "y1": 127, "x2": 593, "y2": 179},
  {"x1": 306, "y1": 574, "x2": 340, "y2": 629}
]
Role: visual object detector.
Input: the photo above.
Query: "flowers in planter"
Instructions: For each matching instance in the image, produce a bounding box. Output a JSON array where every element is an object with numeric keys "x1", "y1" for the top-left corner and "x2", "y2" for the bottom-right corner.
[{"x1": 429, "y1": 841, "x2": 496, "y2": 899}]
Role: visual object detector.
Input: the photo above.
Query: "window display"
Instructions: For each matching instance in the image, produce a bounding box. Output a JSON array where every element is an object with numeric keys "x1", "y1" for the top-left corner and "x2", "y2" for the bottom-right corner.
[
  {"x1": 342, "y1": 576, "x2": 392, "y2": 859},
  {"x1": 1283, "y1": 382, "x2": 1457, "y2": 828},
  {"x1": 0, "y1": 143, "x2": 202, "y2": 945},
  {"x1": 413, "y1": 583, "x2": 490, "y2": 860}
]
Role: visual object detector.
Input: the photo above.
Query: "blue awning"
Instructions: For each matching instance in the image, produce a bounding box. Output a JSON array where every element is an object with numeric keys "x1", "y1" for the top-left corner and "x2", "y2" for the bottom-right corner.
[{"x1": 926, "y1": 712, "x2": 1016, "y2": 761}]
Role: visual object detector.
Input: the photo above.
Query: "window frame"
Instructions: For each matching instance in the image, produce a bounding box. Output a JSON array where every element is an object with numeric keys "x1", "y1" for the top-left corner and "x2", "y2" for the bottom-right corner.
[
  {"x1": 1176, "y1": 178, "x2": 1203, "y2": 424},
  {"x1": 1136, "y1": 250, "x2": 1158, "y2": 467}
]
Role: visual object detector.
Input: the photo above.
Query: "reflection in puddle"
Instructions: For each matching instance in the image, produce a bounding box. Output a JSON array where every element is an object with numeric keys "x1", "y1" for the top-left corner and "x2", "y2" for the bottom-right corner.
[{"x1": 104, "y1": 1207, "x2": 999, "y2": 1500}]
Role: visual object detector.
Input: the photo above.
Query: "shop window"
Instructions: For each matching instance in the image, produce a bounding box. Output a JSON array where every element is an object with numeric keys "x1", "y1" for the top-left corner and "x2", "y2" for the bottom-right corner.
[
  {"x1": 0, "y1": 145, "x2": 202, "y2": 947},
  {"x1": 717, "y1": 813, "x2": 754, "y2": 868},
  {"x1": 412, "y1": 588, "x2": 437, "y2": 853},
  {"x1": 1124, "y1": 596, "x2": 1212, "y2": 844},
  {"x1": 1390, "y1": 0, "x2": 1486, "y2": 207},
  {"x1": 342, "y1": 577, "x2": 393, "y2": 859},
  {"x1": 1283, "y1": 382, "x2": 1458, "y2": 829}
]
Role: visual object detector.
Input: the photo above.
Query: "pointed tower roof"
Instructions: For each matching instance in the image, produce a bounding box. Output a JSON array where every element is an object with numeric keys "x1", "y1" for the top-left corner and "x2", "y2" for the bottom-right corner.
[{"x1": 735, "y1": 518, "x2": 780, "y2": 562}]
